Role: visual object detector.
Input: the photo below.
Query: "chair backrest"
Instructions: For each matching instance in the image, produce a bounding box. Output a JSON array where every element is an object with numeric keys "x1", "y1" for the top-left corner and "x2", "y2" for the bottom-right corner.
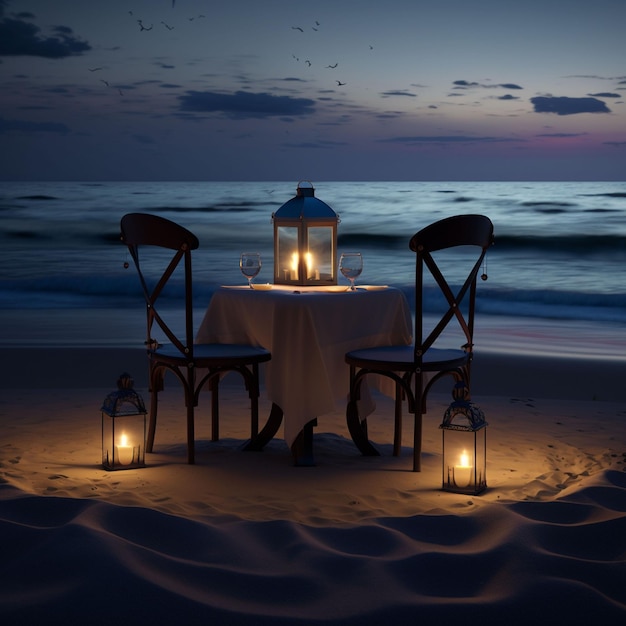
[
  {"x1": 120, "y1": 212, "x2": 200, "y2": 357},
  {"x1": 409, "y1": 214, "x2": 494, "y2": 361}
]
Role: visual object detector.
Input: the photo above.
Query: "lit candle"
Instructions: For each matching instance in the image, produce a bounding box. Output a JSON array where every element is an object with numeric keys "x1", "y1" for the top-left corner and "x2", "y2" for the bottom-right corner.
[
  {"x1": 116, "y1": 432, "x2": 134, "y2": 466},
  {"x1": 290, "y1": 252, "x2": 299, "y2": 280},
  {"x1": 305, "y1": 252, "x2": 313, "y2": 279},
  {"x1": 454, "y1": 450, "x2": 472, "y2": 487}
]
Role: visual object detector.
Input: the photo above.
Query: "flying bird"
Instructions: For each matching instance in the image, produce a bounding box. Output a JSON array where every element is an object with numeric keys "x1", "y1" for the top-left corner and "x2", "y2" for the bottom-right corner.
[
  {"x1": 100, "y1": 79, "x2": 110, "y2": 87},
  {"x1": 291, "y1": 26, "x2": 304, "y2": 32},
  {"x1": 137, "y1": 20, "x2": 153, "y2": 31},
  {"x1": 326, "y1": 63, "x2": 338, "y2": 68},
  {"x1": 88, "y1": 67, "x2": 103, "y2": 72},
  {"x1": 305, "y1": 60, "x2": 311, "y2": 66},
  {"x1": 161, "y1": 21, "x2": 174, "y2": 30},
  {"x1": 336, "y1": 81, "x2": 347, "y2": 86}
]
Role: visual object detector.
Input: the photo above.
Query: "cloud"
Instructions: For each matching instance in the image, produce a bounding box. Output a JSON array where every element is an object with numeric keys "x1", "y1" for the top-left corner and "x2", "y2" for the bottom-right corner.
[
  {"x1": 536, "y1": 132, "x2": 587, "y2": 138},
  {"x1": 587, "y1": 92, "x2": 621, "y2": 98},
  {"x1": 497, "y1": 94, "x2": 519, "y2": 100},
  {"x1": 380, "y1": 90, "x2": 417, "y2": 98},
  {"x1": 530, "y1": 96, "x2": 611, "y2": 115},
  {"x1": 0, "y1": 13, "x2": 90, "y2": 57},
  {"x1": 0, "y1": 116, "x2": 70, "y2": 134},
  {"x1": 178, "y1": 90, "x2": 316, "y2": 119},
  {"x1": 379, "y1": 135, "x2": 522, "y2": 144},
  {"x1": 453, "y1": 80, "x2": 523, "y2": 90}
]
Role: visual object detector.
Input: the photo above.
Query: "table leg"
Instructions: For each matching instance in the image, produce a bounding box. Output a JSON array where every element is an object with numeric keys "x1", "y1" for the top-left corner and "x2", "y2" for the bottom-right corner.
[
  {"x1": 291, "y1": 418, "x2": 318, "y2": 467},
  {"x1": 242, "y1": 402, "x2": 283, "y2": 451}
]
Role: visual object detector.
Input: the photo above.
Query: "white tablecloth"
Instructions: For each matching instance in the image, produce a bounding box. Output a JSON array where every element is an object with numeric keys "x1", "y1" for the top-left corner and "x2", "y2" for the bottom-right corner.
[{"x1": 196, "y1": 285, "x2": 412, "y2": 447}]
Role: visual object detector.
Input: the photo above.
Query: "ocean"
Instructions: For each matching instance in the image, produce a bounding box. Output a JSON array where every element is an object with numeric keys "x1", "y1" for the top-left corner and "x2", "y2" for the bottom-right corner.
[{"x1": 1, "y1": 180, "x2": 625, "y2": 359}]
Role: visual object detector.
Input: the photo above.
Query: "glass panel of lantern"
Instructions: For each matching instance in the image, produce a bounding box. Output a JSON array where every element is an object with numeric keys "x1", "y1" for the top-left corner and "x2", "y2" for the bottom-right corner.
[
  {"x1": 101, "y1": 373, "x2": 147, "y2": 471},
  {"x1": 440, "y1": 383, "x2": 487, "y2": 495},
  {"x1": 272, "y1": 181, "x2": 338, "y2": 286}
]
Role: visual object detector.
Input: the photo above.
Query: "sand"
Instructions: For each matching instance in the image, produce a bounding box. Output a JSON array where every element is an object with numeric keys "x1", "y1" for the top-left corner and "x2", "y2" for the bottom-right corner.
[{"x1": 1, "y1": 346, "x2": 625, "y2": 624}]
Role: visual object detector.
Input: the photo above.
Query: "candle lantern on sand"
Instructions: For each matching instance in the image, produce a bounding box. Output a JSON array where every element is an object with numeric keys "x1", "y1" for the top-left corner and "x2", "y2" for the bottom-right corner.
[
  {"x1": 440, "y1": 382, "x2": 487, "y2": 494},
  {"x1": 272, "y1": 181, "x2": 338, "y2": 286},
  {"x1": 101, "y1": 373, "x2": 147, "y2": 471}
]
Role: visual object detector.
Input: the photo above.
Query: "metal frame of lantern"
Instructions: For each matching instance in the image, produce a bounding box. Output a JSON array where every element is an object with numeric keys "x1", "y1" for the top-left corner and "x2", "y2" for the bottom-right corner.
[
  {"x1": 440, "y1": 384, "x2": 487, "y2": 495},
  {"x1": 272, "y1": 181, "x2": 338, "y2": 286},
  {"x1": 101, "y1": 373, "x2": 147, "y2": 471}
]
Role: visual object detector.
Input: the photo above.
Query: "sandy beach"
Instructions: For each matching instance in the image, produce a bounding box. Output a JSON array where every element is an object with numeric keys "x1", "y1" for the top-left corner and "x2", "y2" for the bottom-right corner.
[{"x1": 1, "y1": 345, "x2": 625, "y2": 624}]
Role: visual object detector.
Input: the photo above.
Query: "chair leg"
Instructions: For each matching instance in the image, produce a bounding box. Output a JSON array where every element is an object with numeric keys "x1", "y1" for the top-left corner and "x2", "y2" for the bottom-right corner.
[
  {"x1": 250, "y1": 364, "x2": 259, "y2": 439},
  {"x1": 346, "y1": 369, "x2": 379, "y2": 457},
  {"x1": 413, "y1": 373, "x2": 423, "y2": 472},
  {"x1": 210, "y1": 376, "x2": 219, "y2": 441},
  {"x1": 186, "y1": 403, "x2": 195, "y2": 464},
  {"x1": 393, "y1": 381, "x2": 402, "y2": 456},
  {"x1": 413, "y1": 411, "x2": 423, "y2": 472},
  {"x1": 146, "y1": 389, "x2": 158, "y2": 453},
  {"x1": 146, "y1": 362, "x2": 162, "y2": 454}
]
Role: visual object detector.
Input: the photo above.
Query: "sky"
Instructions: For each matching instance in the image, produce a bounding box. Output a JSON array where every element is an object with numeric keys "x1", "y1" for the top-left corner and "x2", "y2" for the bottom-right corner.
[{"x1": 1, "y1": 0, "x2": 625, "y2": 181}]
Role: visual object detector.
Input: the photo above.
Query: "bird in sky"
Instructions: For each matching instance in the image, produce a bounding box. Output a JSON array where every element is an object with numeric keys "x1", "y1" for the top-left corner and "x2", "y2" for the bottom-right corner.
[
  {"x1": 100, "y1": 79, "x2": 110, "y2": 87},
  {"x1": 137, "y1": 20, "x2": 153, "y2": 31},
  {"x1": 326, "y1": 63, "x2": 338, "y2": 69},
  {"x1": 88, "y1": 67, "x2": 103, "y2": 72},
  {"x1": 291, "y1": 26, "x2": 304, "y2": 32},
  {"x1": 161, "y1": 21, "x2": 174, "y2": 30},
  {"x1": 336, "y1": 80, "x2": 347, "y2": 86}
]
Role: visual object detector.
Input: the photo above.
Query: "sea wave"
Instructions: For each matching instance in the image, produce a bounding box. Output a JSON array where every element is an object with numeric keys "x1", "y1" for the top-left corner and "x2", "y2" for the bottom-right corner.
[{"x1": 2, "y1": 276, "x2": 625, "y2": 325}]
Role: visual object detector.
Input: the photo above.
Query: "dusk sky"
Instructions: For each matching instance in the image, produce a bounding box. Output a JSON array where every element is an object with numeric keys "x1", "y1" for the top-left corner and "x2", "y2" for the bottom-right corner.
[{"x1": 1, "y1": 0, "x2": 625, "y2": 181}]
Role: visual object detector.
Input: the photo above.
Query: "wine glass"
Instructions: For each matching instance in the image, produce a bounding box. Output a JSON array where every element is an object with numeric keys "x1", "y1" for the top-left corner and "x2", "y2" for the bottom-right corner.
[
  {"x1": 339, "y1": 252, "x2": 363, "y2": 291},
  {"x1": 240, "y1": 252, "x2": 261, "y2": 288}
]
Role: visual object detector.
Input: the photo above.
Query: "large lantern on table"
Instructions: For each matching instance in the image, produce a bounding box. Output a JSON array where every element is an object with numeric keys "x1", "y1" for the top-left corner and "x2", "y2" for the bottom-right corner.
[
  {"x1": 440, "y1": 383, "x2": 487, "y2": 494},
  {"x1": 101, "y1": 373, "x2": 147, "y2": 471},
  {"x1": 272, "y1": 181, "x2": 338, "y2": 286}
]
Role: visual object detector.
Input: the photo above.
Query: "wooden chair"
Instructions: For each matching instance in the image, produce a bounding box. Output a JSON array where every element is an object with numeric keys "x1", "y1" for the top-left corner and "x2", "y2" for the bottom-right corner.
[
  {"x1": 120, "y1": 212, "x2": 271, "y2": 464},
  {"x1": 345, "y1": 214, "x2": 494, "y2": 471}
]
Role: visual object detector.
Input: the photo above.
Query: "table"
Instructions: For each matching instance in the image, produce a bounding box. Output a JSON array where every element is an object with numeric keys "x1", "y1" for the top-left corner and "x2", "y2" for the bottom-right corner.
[{"x1": 196, "y1": 285, "x2": 412, "y2": 464}]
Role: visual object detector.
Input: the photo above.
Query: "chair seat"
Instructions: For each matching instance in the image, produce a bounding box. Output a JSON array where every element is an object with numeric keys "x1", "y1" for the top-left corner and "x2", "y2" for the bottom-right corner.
[
  {"x1": 152, "y1": 343, "x2": 271, "y2": 365},
  {"x1": 346, "y1": 345, "x2": 469, "y2": 371}
]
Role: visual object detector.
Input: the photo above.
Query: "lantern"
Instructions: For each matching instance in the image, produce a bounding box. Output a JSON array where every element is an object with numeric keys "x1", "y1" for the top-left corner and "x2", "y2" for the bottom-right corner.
[
  {"x1": 272, "y1": 181, "x2": 338, "y2": 286},
  {"x1": 101, "y1": 373, "x2": 147, "y2": 470},
  {"x1": 440, "y1": 382, "x2": 487, "y2": 494}
]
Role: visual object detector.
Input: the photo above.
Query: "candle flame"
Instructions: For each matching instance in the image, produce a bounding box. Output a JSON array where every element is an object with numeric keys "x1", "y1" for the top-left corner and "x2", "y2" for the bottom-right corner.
[
  {"x1": 459, "y1": 450, "x2": 470, "y2": 468},
  {"x1": 291, "y1": 252, "x2": 298, "y2": 272},
  {"x1": 120, "y1": 433, "x2": 129, "y2": 447},
  {"x1": 305, "y1": 251, "x2": 313, "y2": 275}
]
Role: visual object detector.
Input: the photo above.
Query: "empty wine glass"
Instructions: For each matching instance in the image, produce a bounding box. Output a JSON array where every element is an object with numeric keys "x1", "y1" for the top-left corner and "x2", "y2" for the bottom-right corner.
[
  {"x1": 339, "y1": 252, "x2": 363, "y2": 291},
  {"x1": 240, "y1": 252, "x2": 261, "y2": 288}
]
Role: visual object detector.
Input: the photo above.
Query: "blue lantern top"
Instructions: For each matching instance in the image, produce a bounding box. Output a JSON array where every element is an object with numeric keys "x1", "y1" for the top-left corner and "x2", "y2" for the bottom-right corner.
[
  {"x1": 101, "y1": 373, "x2": 147, "y2": 417},
  {"x1": 272, "y1": 181, "x2": 338, "y2": 220}
]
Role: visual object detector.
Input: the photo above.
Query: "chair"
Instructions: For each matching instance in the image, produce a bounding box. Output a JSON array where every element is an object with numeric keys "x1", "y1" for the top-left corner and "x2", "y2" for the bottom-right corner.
[
  {"x1": 345, "y1": 214, "x2": 494, "y2": 471},
  {"x1": 120, "y1": 212, "x2": 271, "y2": 464}
]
